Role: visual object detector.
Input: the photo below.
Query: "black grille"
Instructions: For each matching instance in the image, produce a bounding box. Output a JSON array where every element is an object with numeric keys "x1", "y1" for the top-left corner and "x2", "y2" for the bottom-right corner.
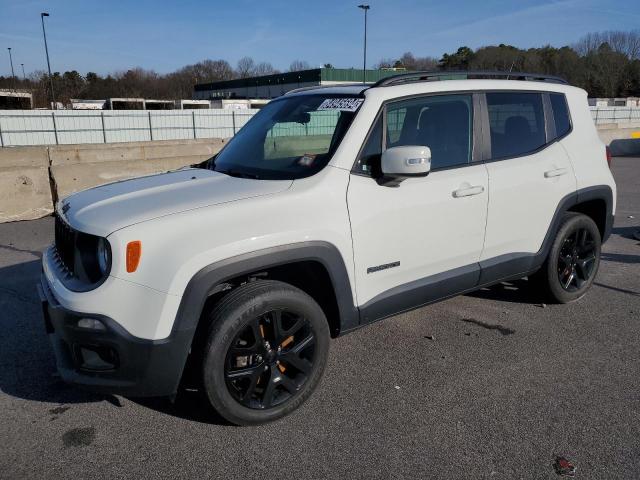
[{"x1": 54, "y1": 214, "x2": 77, "y2": 276}]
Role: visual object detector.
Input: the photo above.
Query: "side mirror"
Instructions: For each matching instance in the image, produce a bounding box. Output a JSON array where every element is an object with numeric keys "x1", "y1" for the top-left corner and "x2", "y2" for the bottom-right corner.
[{"x1": 380, "y1": 145, "x2": 431, "y2": 186}]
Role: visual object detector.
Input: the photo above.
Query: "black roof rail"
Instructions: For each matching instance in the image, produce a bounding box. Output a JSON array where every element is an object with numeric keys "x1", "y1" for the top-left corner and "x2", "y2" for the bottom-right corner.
[{"x1": 371, "y1": 70, "x2": 568, "y2": 87}]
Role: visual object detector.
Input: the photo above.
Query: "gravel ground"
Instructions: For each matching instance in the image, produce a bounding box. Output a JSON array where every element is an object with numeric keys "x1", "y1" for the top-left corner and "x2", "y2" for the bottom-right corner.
[{"x1": 1, "y1": 157, "x2": 639, "y2": 479}]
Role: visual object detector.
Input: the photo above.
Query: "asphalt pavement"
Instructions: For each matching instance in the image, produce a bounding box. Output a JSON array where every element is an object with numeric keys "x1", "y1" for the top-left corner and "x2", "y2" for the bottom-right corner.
[{"x1": 1, "y1": 157, "x2": 639, "y2": 479}]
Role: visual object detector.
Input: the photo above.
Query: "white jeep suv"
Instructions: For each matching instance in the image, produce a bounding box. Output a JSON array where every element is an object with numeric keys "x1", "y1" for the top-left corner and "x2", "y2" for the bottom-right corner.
[{"x1": 39, "y1": 72, "x2": 616, "y2": 425}]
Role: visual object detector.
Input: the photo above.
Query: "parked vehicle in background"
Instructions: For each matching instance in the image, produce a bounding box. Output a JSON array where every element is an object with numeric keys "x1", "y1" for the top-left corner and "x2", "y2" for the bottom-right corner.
[{"x1": 39, "y1": 72, "x2": 616, "y2": 425}]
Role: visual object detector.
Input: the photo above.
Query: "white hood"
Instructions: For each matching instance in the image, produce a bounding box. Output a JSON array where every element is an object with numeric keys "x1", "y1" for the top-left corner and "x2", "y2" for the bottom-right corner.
[{"x1": 58, "y1": 168, "x2": 292, "y2": 237}]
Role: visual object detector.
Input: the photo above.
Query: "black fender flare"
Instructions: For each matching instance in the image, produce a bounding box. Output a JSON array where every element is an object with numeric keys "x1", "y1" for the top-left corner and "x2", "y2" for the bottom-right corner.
[
  {"x1": 574, "y1": 184, "x2": 614, "y2": 242},
  {"x1": 536, "y1": 184, "x2": 614, "y2": 261},
  {"x1": 171, "y1": 241, "x2": 359, "y2": 338}
]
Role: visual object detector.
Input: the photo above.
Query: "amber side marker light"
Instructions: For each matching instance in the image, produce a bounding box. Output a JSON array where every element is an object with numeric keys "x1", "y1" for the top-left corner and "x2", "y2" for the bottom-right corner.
[{"x1": 126, "y1": 241, "x2": 142, "y2": 273}]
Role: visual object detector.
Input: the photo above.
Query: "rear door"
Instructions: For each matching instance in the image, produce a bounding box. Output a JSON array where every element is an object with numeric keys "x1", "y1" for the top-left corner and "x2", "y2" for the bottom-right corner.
[{"x1": 479, "y1": 91, "x2": 577, "y2": 280}]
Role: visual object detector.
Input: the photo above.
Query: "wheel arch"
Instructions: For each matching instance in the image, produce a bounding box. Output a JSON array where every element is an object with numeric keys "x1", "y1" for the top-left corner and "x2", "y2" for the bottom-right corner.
[
  {"x1": 567, "y1": 185, "x2": 614, "y2": 242},
  {"x1": 539, "y1": 185, "x2": 613, "y2": 265},
  {"x1": 172, "y1": 242, "x2": 359, "y2": 342}
]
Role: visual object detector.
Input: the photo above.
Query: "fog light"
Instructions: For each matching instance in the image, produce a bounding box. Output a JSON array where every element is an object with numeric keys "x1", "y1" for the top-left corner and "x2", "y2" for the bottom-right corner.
[
  {"x1": 75, "y1": 345, "x2": 118, "y2": 371},
  {"x1": 76, "y1": 318, "x2": 106, "y2": 331}
]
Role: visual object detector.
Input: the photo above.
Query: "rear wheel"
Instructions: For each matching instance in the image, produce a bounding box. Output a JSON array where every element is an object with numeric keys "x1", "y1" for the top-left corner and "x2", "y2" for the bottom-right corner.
[
  {"x1": 531, "y1": 213, "x2": 601, "y2": 303},
  {"x1": 201, "y1": 280, "x2": 329, "y2": 425}
]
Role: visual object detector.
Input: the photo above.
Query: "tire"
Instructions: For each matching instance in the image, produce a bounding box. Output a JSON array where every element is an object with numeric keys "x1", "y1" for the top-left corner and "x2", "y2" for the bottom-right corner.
[
  {"x1": 201, "y1": 280, "x2": 330, "y2": 426},
  {"x1": 531, "y1": 212, "x2": 601, "y2": 303}
]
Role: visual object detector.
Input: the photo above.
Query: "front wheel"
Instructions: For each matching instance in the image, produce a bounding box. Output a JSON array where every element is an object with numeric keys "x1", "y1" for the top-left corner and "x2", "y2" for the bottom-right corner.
[
  {"x1": 531, "y1": 212, "x2": 601, "y2": 303},
  {"x1": 201, "y1": 280, "x2": 330, "y2": 425}
]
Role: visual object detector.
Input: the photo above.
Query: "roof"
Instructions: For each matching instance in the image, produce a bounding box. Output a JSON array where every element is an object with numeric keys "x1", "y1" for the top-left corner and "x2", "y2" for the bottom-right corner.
[
  {"x1": 284, "y1": 72, "x2": 577, "y2": 99},
  {"x1": 372, "y1": 70, "x2": 568, "y2": 87},
  {"x1": 0, "y1": 89, "x2": 32, "y2": 98},
  {"x1": 362, "y1": 79, "x2": 582, "y2": 106}
]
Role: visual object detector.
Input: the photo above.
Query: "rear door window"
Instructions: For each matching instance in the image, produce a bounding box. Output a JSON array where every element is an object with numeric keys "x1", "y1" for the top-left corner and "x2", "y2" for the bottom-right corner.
[{"x1": 486, "y1": 92, "x2": 546, "y2": 159}]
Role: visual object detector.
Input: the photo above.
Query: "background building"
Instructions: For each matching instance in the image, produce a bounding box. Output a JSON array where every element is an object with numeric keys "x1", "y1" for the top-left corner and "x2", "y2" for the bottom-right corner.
[
  {"x1": 193, "y1": 68, "x2": 398, "y2": 100},
  {"x1": 588, "y1": 97, "x2": 640, "y2": 107},
  {"x1": 0, "y1": 89, "x2": 33, "y2": 109},
  {"x1": 70, "y1": 99, "x2": 106, "y2": 110}
]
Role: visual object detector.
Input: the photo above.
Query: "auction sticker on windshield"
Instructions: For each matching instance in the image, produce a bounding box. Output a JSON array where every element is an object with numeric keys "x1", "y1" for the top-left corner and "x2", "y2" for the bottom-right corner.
[{"x1": 317, "y1": 98, "x2": 364, "y2": 112}]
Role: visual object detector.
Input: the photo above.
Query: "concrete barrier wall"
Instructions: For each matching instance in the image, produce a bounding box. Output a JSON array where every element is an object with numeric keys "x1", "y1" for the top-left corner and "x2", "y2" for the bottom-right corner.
[
  {"x1": 596, "y1": 123, "x2": 640, "y2": 156},
  {"x1": 0, "y1": 138, "x2": 226, "y2": 223},
  {"x1": 49, "y1": 138, "x2": 225, "y2": 199},
  {"x1": 0, "y1": 146, "x2": 53, "y2": 222}
]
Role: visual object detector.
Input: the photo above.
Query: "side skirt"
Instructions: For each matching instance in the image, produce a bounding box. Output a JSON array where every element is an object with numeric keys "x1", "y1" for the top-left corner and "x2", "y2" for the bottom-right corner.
[{"x1": 357, "y1": 256, "x2": 539, "y2": 328}]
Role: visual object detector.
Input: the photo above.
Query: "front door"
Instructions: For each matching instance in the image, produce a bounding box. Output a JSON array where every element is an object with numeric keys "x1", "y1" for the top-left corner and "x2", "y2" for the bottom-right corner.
[{"x1": 347, "y1": 93, "x2": 489, "y2": 322}]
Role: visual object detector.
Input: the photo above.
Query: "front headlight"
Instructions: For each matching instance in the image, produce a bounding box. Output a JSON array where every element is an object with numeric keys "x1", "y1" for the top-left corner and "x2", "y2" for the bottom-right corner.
[{"x1": 97, "y1": 238, "x2": 111, "y2": 276}]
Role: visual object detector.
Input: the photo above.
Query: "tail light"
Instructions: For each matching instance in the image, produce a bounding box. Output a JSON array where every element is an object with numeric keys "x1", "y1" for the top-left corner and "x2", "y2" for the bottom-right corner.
[{"x1": 605, "y1": 146, "x2": 612, "y2": 168}]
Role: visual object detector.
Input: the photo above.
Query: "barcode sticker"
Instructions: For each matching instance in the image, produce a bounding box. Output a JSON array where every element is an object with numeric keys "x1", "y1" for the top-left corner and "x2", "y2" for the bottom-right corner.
[{"x1": 317, "y1": 98, "x2": 364, "y2": 112}]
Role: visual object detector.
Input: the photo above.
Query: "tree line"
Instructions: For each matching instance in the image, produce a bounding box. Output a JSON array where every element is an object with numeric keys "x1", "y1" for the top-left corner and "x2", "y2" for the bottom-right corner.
[
  {"x1": 0, "y1": 57, "x2": 318, "y2": 108},
  {"x1": 1, "y1": 30, "x2": 638, "y2": 108},
  {"x1": 377, "y1": 30, "x2": 640, "y2": 98}
]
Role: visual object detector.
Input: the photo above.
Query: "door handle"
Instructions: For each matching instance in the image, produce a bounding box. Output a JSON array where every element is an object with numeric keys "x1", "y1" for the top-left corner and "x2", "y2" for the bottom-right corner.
[
  {"x1": 544, "y1": 167, "x2": 568, "y2": 178},
  {"x1": 452, "y1": 185, "x2": 485, "y2": 198}
]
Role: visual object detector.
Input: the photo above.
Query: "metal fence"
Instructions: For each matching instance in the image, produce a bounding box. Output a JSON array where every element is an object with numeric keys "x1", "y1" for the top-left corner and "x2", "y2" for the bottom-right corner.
[
  {"x1": 590, "y1": 106, "x2": 640, "y2": 125},
  {"x1": 0, "y1": 109, "x2": 259, "y2": 147},
  {"x1": 1, "y1": 106, "x2": 639, "y2": 147}
]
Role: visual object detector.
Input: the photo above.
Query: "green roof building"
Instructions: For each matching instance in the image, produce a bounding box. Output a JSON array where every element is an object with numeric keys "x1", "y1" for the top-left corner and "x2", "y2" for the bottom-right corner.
[{"x1": 193, "y1": 68, "x2": 401, "y2": 100}]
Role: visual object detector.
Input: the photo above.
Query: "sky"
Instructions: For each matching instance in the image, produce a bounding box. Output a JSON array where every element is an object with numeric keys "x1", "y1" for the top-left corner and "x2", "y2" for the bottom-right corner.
[{"x1": 1, "y1": 0, "x2": 639, "y2": 77}]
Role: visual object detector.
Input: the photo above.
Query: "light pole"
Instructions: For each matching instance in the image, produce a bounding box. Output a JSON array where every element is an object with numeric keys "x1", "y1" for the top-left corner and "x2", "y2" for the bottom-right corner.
[
  {"x1": 358, "y1": 4, "x2": 370, "y2": 84},
  {"x1": 40, "y1": 12, "x2": 56, "y2": 109},
  {"x1": 7, "y1": 47, "x2": 16, "y2": 90},
  {"x1": 21, "y1": 63, "x2": 25, "y2": 80}
]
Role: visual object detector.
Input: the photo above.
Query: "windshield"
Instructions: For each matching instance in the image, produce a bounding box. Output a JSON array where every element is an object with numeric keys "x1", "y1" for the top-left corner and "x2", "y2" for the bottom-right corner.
[{"x1": 209, "y1": 94, "x2": 363, "y2": 180}]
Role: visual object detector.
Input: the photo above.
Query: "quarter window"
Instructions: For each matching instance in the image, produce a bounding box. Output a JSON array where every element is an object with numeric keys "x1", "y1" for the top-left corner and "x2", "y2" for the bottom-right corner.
[
  {"x1": 550, "y1": 93, "x2": 571, "y2": 139},
  {"x1": 486, "y1": 92, "x2": 546, "y2": 159}
]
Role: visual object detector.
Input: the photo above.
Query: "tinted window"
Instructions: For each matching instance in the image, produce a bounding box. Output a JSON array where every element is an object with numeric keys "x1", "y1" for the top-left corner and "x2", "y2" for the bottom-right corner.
[
  {"x1": 487, "y1": 92, "x2": 546, "y2": 159},
  {"x1": 550, "y1": 93, "x2": 571, "y2": 138},
  {"x1": 212, "y1": 94, "x2": 361, "y2": 180},
  {"x1": 386, "y1": 106, "x2": 407, "y2": 145},
  {"x1": 386, "y1": 94, "x2": 473, "y2": 170}
]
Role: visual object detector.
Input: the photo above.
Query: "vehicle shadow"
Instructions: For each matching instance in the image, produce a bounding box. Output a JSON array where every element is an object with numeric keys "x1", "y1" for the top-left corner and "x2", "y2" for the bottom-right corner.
[
  {"x1": 0, "y1": 258, "x2": 229, "y2": 425},
  {"x1": 600, "y1": 252, "x2": 640, "y2": 265},
  {"x1": 465, "y1": 278, "x2": 541, "y2": 304},
  {"x1": 611, "y1": 226, "x2": 640, "y2": 241},
  {"x1": 132, "y1": 390, "x2": 232, "y2": 426},
  {"x1": 0, "y1": 259, "x2": 120, "y2": 406}
]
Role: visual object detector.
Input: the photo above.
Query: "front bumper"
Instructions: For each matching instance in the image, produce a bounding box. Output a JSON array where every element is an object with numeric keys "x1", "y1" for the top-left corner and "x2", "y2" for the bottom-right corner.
[{"x1": 38, "y1": 274, "x2": 192, "y2": 397}]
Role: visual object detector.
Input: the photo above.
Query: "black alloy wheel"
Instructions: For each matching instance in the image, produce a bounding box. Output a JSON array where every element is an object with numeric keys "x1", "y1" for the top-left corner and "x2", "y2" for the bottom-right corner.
[
  {"x1": 201, "y1": 280, "x2": 329, "y2": 425},
  {"x1": 557, "y1": 227, "x2": 598, "y2": 292},
  {"x1": 530, "y1": 212, "x2": 601, "y2": 304},
  {"x1": 224, "y1": 309, "x2": 316, "y2": 409}
]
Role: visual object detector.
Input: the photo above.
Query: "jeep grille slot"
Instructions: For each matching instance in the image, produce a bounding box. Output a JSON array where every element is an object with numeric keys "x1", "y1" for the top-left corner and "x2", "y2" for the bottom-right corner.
[{"x1": 54, "y1": 214, "x2": 77, "y2": 277}]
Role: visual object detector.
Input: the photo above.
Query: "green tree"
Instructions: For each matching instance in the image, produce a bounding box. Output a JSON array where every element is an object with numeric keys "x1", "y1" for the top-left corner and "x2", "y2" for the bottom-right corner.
[{"x1": 439, "y1": 46, "x2": 474, "y2": 70}]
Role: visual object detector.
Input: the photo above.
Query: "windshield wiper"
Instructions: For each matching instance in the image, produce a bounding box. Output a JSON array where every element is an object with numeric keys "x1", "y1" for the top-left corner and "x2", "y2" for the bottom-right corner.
[{"x1": 217, "y1": 168, "x2": 261, "y2": 180}]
